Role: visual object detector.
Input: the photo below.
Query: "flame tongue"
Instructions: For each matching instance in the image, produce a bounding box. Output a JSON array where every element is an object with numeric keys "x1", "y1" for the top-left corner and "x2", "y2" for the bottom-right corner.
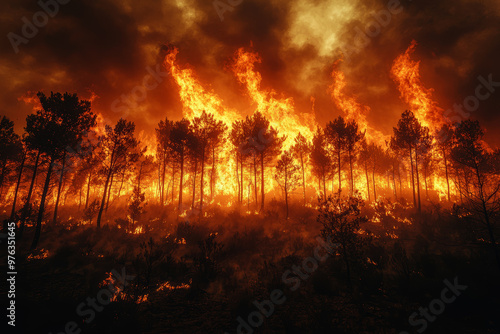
[
  {"x1": 329, "y1": 60, "x2": 388, "y2": 145},
  {"x1": 164, "y1": 47, "x2": 239, "y2": 126},
  {"x1": 231, "y1": 48, "x2": 317, "y2": 150},
  {"x1": 391, "y1": 40, "x2": 444, "y2": 133}
]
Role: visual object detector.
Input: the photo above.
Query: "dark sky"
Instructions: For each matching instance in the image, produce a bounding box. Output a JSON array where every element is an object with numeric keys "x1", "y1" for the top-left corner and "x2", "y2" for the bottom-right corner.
[{"x1": 2, "y1": 0, "x2": 500, "y2": 146}]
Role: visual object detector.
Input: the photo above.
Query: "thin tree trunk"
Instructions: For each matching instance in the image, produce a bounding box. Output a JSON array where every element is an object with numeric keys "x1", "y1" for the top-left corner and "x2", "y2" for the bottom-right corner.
[
  {"x1": 349, "y1": 153, "x2": 354, "y2": 195},
  {"x1": 254, "y1": 154, "x2": 258, "y2": 207},
  {"x1": 285, "y1": 165, "x2": 289, "y2": 219},
  {"x1": 365, "y1": 163, "x2": 370, "y2": 201},
  {"x1": 409, "y1": 146, "x2": 416, "y2": 208},
  {"x1": 200, "y1": 149, "x2": 205, "y2": 220},
  {"x1": 178, "y1": 150, "x2": 184, "y2": 212},
  {"x1": 19, "y1": 151, "x2": 40, "y2": 238},
  {"x1": 260, "y1": 152, "x2": 265, "y2": 211},
  {"x1": 31, "y1": 156, "x2": 54, "y2": 250},
  {"x1": 85, "y1": 171, "x2": 91, "y2": 209},
  {"x1": 337, "y1": 149, "x2": 341, "y2": 196},
  {"x1": 53, "y1": 152, "x2": 67, "y2": 224},
  {"x1": 211, "y1": 146, "x2": 215, "y2": 201},
  {"x1": 105, "y1": 173, "x2": 114, "y2": 211},
  {"x1": 10, "y1": 153, "x2": 26, "y2": 220},
  {"x1": 300, "y1": 154, "x2": 306, "y2": 205},
  {"x1": 443, "y1": 149, "x2": 451, "y2": 201},
  {"x1": 415, "y1": 148, "x2": 422, "y2": 212},
  {"x1": 372, "y1": 167, "x2": 376, "y2": 200},
  {"x1": 96, "y1": 169, "x2": 112, "y2": 228},
  {"x1": 192, "y1": 159, "x2": 197, "y2": 210}
]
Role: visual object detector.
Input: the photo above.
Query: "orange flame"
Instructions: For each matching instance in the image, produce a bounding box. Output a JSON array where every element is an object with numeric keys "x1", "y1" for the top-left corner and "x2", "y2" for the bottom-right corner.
[
  {"x1": 231, "y1": 48, "x2": 317, "y2": 150},
  {"x1": 391, "y1": 40, "x2": 444, "y2": 132},
  {"x1": 329, "y1": 60, "x2": 388, "y2": 145}
]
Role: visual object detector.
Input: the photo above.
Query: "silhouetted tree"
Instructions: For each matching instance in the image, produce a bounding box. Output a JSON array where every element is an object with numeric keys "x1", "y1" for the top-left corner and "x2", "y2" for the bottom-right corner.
[
  {"x1": 249, "y1": 112, "x2": 285, "y2": 211},
  {"x1": 192, "y1": 111, "x2": 227, "y2": 218},
  {"x1": 344, "y1": 120, "x2": 364, "y2": 195},
  {"x1": 25, "y1": 92, "x2": 95, "y2": 249},
  {"x1": 169, "y1": 118, "x2": 192, "y2": 212},
  {"x1": 291, "y1": 133, "x2": 311, "y2": 205},
  {"x1": 451, "y1": 120, "x2": 500, "y2": 270},
  {"x1": 155, "y1": 118, "x2": 173, "y2": 205},
  {"x1": 310, "y1": 127, "x2": 331, "y2": 198},
  {"x1": 96, "y1": 119, "x2": 139, "y2": 228},
  {"x1": 0, "y1": 116, "x2": 21, "y2": 203},
  {"x1": 318, "y1": 193, "x2": 368, "y2": 290},
  {"x1": 436, "y1": 123, "x2": 454, "y2": 201},
  {"x1": 391, "y1": 110, "x2": 426, "y2": 211},
  {"x1": 325, "y1": 116, "x2": 348, "y2": 196},
  {"x1": 275, "y1": 150, "x2": 300, "y2": 219}
]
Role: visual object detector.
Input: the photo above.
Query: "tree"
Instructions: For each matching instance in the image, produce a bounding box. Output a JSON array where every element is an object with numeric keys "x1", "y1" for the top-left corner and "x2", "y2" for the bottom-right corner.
[
  {"x1": 436, "y1": 123, "x2": 454, "y2": 201},
  {"x1": 391, "y1": 110, "x2": 426, "y2": 211},
  {"x1": 230, "y1": 120, "x2": 247, "y2": 204},
  {"x1": 291, "y1": 133, "x2": 311, "y2": 205},
  {"x1": 248, "y1": 112, "x2": 285, "y2": 211},
  {"x1": 0, "y1": 116, "x2": 22, "y2": 203},
  {"x1": 96, "y1": 119, "x2": 139, "y2": 228},
  {"x1": 191, "y1": 111, "x2": 227, "y2": 218},
  {"x1": 318, "y1": 193, "x2": 368, "y2": 290},
  {"x1": 325, "y1": 116, "x2": 348, "y2": 196},
  {"x1": 451, "y1": 120, "x2": 500, "y2": 271},
  {"x1": 25, "y1": 92, "x2": 95, "y2": 249},
  {"x1": 155, "y1": 118, "x2": 173, "y2": 205},
  {"x1": 275, "y1": 150, "x2": 300, "y2": 219},
  {"x1": 310, "y1": 127, "x2": 331, "y2": 198},
  {"x1": 169, "y1": 118, "x2": 192, "y2": 212},
  {"x1": 344, "y1": 120, "x2": 364, "y2": 195}
]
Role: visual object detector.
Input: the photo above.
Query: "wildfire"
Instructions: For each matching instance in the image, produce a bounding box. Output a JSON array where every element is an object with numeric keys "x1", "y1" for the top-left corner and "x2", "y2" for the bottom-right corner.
[
  {"x1": 391, "y1": 40, "x2": 444, "y2": 133},
  {"x1": 231, "y1": 48, "x2": 317, "y2": 150}
]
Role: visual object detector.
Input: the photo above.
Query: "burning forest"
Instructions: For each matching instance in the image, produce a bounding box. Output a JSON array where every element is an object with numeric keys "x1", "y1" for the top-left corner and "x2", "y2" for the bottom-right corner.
[{"x1": 1, "y1": 0, "x2": 500, "y2": 333}]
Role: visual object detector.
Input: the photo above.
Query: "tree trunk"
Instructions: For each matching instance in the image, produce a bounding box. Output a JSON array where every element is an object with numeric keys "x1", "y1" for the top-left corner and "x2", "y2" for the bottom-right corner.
[
  {"x1": 192, "y1": 159, "x2": 197, "y2": 210},
  {"x1": 260, "y1": 152, "x2": 265, "y2": 211},
  {"x1": 200, "y1": 148, "x2": 205, "y2": 220},
  {"x1": 300, "y1": 154, "x2": 306, "y2": 205},
  {"x1": 96, "y1": 168, "x2": 113, "y2": 228},
  {"x1": 443, "y1": 148, "x2": 451, "y2": 201},
  {"x1": 10, "y1": 153, "x2": 26, "y2": 220},
  {"x1": 365, "y1": 163, "x2": 370, "y2": 202},
  {"x1": 211, "y1": 146, "x2": 215, "y2": 201},
  {"x1": 349, "y1": 153, "x2": 354, "y2": 195},
  {"x1": 415, "y1": 148, "x2": 422, "y2": 212},
  {"x1": 31, "y1": 156, "x2": 55, "y2": 250},
  {"x1": 285, "y1": 167, "x2": 289, "y2": 219},
  {"x1": 372, "y1": 167, "x2": 376, "y2": 200},
  {"x1": 392, "y1": 161, "x2": 397, "y2": 199},
  {"x1": 337, "y1": 149, "x2": 341, "y2": 196},
  {"x1": 409, "y1": 146, "x2": 416, "y2": 208},
  {"x1": 53, "y1": 152, "x2": 66, "y2": 224},
  {"x1": 85, "y1": 171, "x2": 92, "y2": 209},
  {"x1": 236, "y1": 154, "x2": 240, "y2": 203},
  {"x1": 178, "y1": 150, "x2": 184, "y2": 212},
  {"x1": 19, "y1": 151, "x2": 40, "y2": 238},
  {"x1": 105, "y1": 173, "x2": 114, "y2": 211},
  {"x1": 162, "y1": 150, "x2": 167, "y2": 205},
  {"x1": 253, "y1": 154, "x2": 258, "y2": 207}
]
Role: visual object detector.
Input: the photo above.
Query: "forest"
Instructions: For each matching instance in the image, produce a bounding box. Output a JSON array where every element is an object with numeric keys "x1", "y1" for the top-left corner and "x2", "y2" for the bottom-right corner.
[{"x1": 1, "y1": 87, "x2": 499, "y2": 333}]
